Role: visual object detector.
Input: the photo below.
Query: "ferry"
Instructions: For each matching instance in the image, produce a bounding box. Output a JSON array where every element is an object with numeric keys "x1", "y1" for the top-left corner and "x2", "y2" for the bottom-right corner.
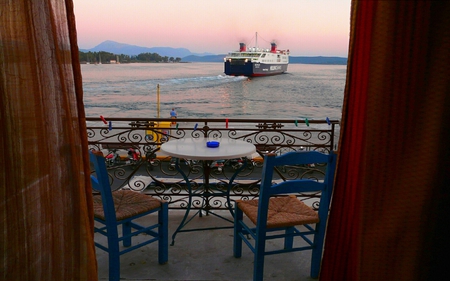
[{"x1": 224, "y1": 33, "x2": 289, "y2": 77}]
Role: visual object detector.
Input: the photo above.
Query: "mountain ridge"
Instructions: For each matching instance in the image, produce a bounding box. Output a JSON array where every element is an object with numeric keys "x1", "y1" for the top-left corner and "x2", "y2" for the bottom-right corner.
[
  {"x1": 81, "y1": 40, "x2": 215, "y2": 58},
  {"x1": 80, "y1": 40, "x2": 347, "y2": 65}
]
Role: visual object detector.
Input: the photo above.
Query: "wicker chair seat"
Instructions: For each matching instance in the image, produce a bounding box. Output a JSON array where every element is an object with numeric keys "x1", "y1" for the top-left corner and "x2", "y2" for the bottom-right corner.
[
  {"x1": 93, "y1": 190, "x2": 162, "y2": 221},
  {"x1": 237, "y1": 196, "x2": 319, "y2": 229}
]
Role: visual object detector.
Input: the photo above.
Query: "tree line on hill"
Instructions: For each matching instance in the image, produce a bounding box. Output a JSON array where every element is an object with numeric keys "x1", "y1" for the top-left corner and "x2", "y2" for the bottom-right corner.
[{"x1": 78, "y1": 50, "x2": 182, "y2": 64}]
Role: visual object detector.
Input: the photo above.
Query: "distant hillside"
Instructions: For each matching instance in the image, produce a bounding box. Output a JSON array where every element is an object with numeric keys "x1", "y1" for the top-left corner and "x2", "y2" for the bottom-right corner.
[
  {"x1": 182, "y1": 55, "x2": 226, "y2": 63},
  {"x1": 182, "y1": 54, "x2": 347, "y2": 65},
  {"x1": 290, "y1": 56, "x2": 347, "y2": 65},
  {"x1": 80, "y1": 40, "x2": 347, "y2": 65},
  {"x1": 80, "y1": 40, "x2": 214, "y2": 58}
]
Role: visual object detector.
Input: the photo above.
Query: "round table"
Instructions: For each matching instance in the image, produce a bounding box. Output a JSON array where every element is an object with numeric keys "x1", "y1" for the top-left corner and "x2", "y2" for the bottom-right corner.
[
  {"x1": 160, "y1": 138, "x2": 256, "y2": 245},
  {"x1": 160, "y1": 138, "x2": 256, "y2": 160}
]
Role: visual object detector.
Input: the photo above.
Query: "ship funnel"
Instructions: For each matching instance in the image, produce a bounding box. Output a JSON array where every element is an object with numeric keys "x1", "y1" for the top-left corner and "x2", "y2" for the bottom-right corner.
[
  {"x1": 271, "y1": 42, "x2": 277, "y2": 53},
  {"x1": 239, "y1": 43, "x2": 246, "y2": 52}
]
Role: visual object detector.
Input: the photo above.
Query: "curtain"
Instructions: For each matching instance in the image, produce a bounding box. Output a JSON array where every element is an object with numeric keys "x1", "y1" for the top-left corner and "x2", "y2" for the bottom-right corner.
[
  {"x1": 320, "y1": 1, "x2": 450, "y2": 280},
  {"x1": 1, "y1": 0, "x2": 97, "y2": 280}
]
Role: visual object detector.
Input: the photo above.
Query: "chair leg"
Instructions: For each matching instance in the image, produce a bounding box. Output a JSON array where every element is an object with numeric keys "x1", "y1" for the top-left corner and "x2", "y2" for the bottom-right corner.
[
  {"x1": 233, "y1": 206, "x2": 243, "y2": 258},
  {"x1": 108, "y1": 238, "x2": 121, "y2": 281},
  {"x1": 253, "y1": 231, "x2": 267, "y2": 281},
  {"x1": 284, "y1": 226, "x2": 294, "y2": 249},
  {"x1": 158, "y1": 202, "x2": 169, "y2": 264},
  {"x1": 122, "y1": 222, "x2": 131, "y2": 247},
  {"x1": 108, "y1": 251, "x2": 120, "y2": 281},
  {"x1": 310, "y1": 222, "x2": 326, "y2": 278}
]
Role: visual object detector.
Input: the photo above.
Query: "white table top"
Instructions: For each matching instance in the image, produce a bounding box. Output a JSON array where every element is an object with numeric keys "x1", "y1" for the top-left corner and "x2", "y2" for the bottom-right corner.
[{"x1": 160, "y1": 138, "x2": 256, "y2": 160}]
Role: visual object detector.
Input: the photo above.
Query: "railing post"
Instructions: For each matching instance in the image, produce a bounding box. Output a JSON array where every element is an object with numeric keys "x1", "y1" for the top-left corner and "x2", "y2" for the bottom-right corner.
[
  {"x1": 203, "y1": 122, "x2": 209, "y2": 138},
  {"x1": 331, "y1": 123, "x2": 336, "y2": 151}
]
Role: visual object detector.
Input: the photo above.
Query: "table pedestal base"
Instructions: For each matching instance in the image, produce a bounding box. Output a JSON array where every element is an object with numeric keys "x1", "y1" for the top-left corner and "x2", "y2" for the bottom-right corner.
[{"x1": 170, "y1": 159, "x2": 248, "y2": 246}]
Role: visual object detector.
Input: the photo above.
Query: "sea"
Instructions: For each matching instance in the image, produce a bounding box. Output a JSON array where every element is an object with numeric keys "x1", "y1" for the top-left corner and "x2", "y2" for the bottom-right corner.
[{"x1": 81, "y1": 62, "x2": 346, "y2": 121}]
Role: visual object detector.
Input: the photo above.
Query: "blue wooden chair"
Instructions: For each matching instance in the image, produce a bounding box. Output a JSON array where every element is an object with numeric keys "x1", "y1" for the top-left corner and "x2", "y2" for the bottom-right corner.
[
  {"x1": 233, "y1": 151, "x2": 337, "y2": 280},
  {"x1": 89, "y1": 151, "x2": 168, "y2": 281}
]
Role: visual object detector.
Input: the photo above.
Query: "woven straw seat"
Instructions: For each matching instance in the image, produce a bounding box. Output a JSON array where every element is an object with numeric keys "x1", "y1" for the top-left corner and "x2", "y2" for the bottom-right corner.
[
  {"x1": 93, "y1": 190, "x2": 163, "y2": 221},
  {"x1": 236, "y1": 195, "x2": 319, "y2": 229}
]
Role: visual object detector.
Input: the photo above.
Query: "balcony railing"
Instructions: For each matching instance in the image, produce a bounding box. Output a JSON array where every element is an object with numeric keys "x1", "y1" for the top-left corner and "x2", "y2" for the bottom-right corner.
[{"x1": 87, "y1": 117, "x2": 340, "y2": 210}]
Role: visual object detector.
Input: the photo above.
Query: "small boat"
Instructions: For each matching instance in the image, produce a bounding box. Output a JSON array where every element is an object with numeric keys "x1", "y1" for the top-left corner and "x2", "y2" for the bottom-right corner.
[{"x1": 224, "y1": 32, "x2": 289, "y2": 77}]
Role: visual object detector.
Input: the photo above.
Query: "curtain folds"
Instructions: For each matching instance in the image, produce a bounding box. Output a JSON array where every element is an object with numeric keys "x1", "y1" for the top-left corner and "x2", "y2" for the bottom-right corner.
[
  {"x1": 321, "y1": 1, "x2": 450, "y2": 280},
  {"x1": 1, "y1": 1, "x2": 97, "y2": 280}
]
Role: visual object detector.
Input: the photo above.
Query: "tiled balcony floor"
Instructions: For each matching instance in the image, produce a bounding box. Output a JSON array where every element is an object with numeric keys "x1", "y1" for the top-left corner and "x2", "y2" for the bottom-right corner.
[{"x1": 96, "y1": 210, "x2": 316, "y2": 281}]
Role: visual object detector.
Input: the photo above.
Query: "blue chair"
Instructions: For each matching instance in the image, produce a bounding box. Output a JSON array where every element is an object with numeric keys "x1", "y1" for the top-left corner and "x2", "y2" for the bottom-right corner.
[
  {"x1": 89, "y1": 151, "x2": 168, "y2": 281},
  {"x1": 233, "y1": 151, "x2": 337, "y2": 280}
]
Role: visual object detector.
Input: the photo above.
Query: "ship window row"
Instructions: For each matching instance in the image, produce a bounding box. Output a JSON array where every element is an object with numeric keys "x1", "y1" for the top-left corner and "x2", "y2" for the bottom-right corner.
[
  {"x1": 261, "y1": 59, "x2": 280, "y2": 62},
  {"x1": 231, "y1": 53, "x2": 261, "y2": 58}
]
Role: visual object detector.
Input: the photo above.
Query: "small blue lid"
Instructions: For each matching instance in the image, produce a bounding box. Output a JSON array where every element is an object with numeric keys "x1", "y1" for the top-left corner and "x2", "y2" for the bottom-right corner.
[{"x1": 206, "y1": 141, "x2": 220, "y2": 148}]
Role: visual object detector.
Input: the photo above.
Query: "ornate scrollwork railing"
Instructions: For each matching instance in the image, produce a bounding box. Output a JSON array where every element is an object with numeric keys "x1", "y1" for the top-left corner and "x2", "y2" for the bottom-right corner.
[{"x1": 86, "y1": 117, "x2": 339, "y2": 210}]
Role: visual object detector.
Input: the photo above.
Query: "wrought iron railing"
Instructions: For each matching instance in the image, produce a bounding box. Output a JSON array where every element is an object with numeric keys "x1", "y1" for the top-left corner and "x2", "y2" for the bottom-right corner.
[{"x1": 87, "y1": 117, "x2": 340, "y2": 210}]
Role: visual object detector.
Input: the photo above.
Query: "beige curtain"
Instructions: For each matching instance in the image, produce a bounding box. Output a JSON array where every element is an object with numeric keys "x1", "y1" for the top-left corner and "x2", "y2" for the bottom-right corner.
[
  {"x1": 321, "y1": 1, "x2": 450, "y2": 280},
  {"x1": 1, "y1": 0, "x2": 97, "y2": 280}
]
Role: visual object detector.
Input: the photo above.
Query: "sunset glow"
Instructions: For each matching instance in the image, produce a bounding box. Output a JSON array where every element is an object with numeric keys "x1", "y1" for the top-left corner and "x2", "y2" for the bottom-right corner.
[{"x1": 73, "y1": 0, "x2": 351, "y2": 57}]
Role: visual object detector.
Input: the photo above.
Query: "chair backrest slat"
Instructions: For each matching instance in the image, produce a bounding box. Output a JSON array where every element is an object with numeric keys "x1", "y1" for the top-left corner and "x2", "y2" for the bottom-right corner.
[
  {"x1": 89, "y1": 151, "x2": 118, "y2": 223},
  {"x1": 268, "y1": 179, "x2": 325, "y2": 196},
  {"x1": 270, "y1": 150, "x2": 331, "y2": 167}
]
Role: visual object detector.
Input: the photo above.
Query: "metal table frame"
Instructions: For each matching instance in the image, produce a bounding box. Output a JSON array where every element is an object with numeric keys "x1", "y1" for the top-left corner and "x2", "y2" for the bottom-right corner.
[{"x1": 160, "y1": 138, "x2": 256, "y2": 245}]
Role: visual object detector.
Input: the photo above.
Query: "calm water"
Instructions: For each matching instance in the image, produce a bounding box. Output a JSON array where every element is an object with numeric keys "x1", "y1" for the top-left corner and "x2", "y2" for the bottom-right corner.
[{"x1": 81, "y1": 63, "x2": 346, "y2": 120}]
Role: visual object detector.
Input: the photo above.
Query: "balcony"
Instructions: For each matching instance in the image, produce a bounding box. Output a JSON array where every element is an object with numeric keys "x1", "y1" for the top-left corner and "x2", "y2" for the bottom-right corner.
[{"x1": 89, "y1": 117, "x2": 339, "y2": 280}]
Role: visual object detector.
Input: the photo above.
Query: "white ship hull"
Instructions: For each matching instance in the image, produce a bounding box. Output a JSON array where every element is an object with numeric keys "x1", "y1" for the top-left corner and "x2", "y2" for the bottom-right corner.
[{"x1": 224, "y1": 35, "x2": 289, "y2": 77}]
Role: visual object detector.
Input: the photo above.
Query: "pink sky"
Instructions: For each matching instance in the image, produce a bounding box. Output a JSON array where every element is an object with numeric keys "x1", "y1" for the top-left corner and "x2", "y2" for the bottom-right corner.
[{"x1": 74, "y1": 0, "x2": 351, "y2": 57}]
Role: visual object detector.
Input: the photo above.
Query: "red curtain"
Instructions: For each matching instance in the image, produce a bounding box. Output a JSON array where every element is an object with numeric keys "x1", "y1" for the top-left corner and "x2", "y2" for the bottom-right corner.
[
  {"x1": 1, "y1": 0, "x2": 97, "y2": 280},
  {"x1": 321, "y1": 1, "x2": 450, "y2": 280}
]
